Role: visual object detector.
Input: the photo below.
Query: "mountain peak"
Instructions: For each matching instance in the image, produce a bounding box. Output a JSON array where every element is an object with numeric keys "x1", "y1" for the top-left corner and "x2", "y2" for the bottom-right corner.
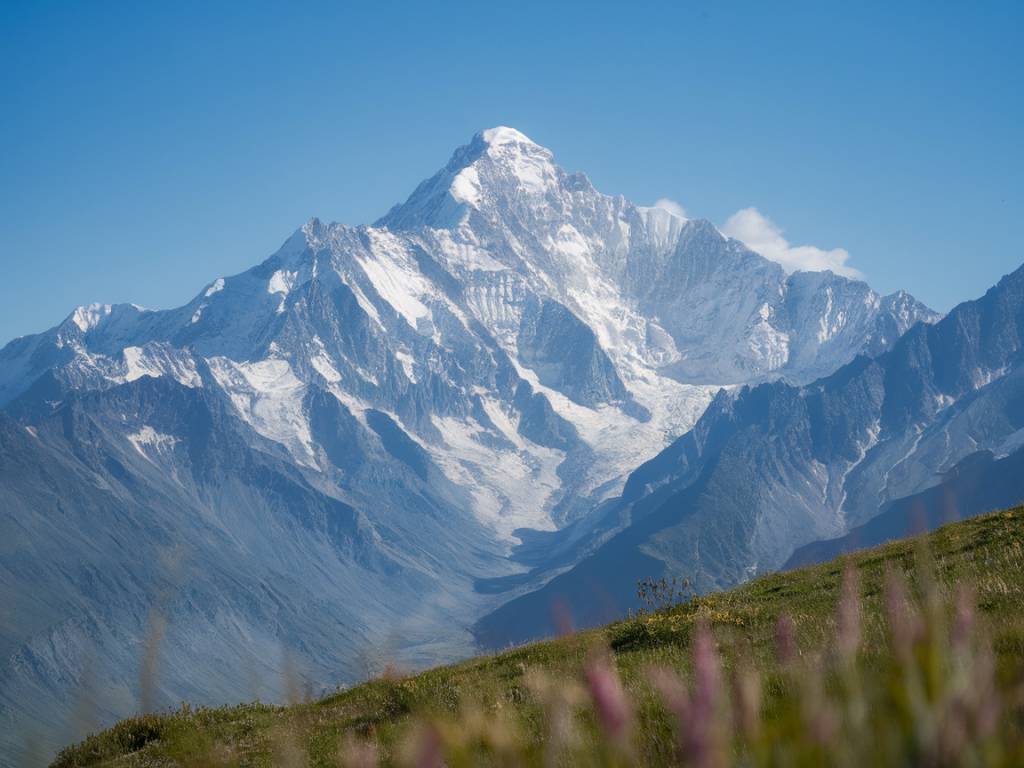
[
  {"x1": 66, "y1": 302, "x2": 113, "y2": 333},
  {"x1": 478, "y1": 126, "x2": 540, "y2": 150},
  {"x1": 377, "y1": 127, "x2": 561, "y2": 230}
]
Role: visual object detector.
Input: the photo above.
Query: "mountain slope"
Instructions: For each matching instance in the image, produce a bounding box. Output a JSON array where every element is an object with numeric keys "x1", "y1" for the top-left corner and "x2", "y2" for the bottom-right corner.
[
  {"x1": 0, "y1": 375, "x2": 505, "y2": 764},
  {"x1": 477, "y1": 263, "x2": 1024, "y2": 648},
  {"x1": 784, "y1": 446, "x2": 1024, "y2": 568},
  {"x1": 55, "y1": 506, "x2": 1024, "y2": 767}
]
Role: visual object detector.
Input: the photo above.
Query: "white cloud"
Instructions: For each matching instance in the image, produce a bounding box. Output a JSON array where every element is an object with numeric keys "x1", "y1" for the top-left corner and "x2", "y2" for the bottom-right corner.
[
  {"x1": 721, "y1": 207, "x2": 861, "y2": 279},
  {"x1": 652, "y1": 198, "x2": 689, "y2": 221}
]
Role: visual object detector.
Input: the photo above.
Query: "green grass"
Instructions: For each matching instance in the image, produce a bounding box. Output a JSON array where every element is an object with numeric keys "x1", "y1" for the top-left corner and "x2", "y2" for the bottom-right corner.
[{"x1": 54, "y1": 507, "x2": 1024, "y2": 767}]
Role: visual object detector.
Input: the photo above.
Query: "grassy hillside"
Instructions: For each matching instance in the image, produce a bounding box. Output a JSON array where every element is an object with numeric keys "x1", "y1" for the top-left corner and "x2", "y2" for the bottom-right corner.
[{"x1": 56, "y1": 507, "x2": 1024, "y2": 767}]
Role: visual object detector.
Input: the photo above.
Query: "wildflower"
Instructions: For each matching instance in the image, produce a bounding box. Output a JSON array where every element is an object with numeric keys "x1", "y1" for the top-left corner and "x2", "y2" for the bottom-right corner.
[
  {"x1": 971, "y1": 645, "x2": 1000, "y2": 738},
  {"x1": 883, "y1": 568, "x2": 921, "y2": 662},
  {"x1": 951, "y1": 585, "x2": 975, "y2": 655},
  {"x1": 689, "y1": 622, "x2": 727, "y2": 768},
  {"x1": 808, "y1": 699, "x2": 839, "y2": 747},
  {"x1": 402, "y1": 723, "x2": 443, "y2": 768},
  {"x1": 836, "y1": 564, "x2": 861, "y2": 661},
  {"x1": 651, "y1": 622, "x2": 727, "y2": 768},
  {"x1": 584, "y1": 649, "x2": 632, "y2": 746},
  {"x1": 732, "y1": 665, "x2": 761, "y2": 741},
  {"x1": 339, "y1": 735, "x2": 379, "y2": 768},
  {"x1": 526, "y1": 669, "x2": 585, "y2": 766},
  {"x1": 775, "y1": 613, "x2": 797, "y2": 665}
]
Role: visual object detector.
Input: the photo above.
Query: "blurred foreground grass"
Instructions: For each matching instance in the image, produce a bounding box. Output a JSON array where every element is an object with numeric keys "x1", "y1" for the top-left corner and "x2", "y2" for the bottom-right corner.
[{"x1": 55, "y1": 507, "x2": 1024, "y2": 766}]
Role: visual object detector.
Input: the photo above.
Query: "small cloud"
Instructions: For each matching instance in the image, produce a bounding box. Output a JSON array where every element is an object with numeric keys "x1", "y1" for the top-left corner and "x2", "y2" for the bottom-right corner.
[
  {"x1": 721, "y1": 207, "x2": 861, "y2": 279},
  {"x1": 652, "y1": 198, "x2": 688, "y2": 221}
]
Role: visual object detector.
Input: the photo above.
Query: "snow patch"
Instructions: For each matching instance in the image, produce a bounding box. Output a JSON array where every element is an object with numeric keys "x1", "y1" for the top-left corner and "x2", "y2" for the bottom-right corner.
[
  {"x1": 815, "y1": 287, "x2": 848, "y2": 344},
  {"x1": 747, "y1": 314, "x2": 790, "y2": 371},
  {"x1": 205, "y1": 278, "x2": 225, "y2": 298},
  {"x1": 427, "y1": 412, "x2": 564, "y2": 539},
  {"x1": 481, "y1": 128, "x2": 555, "y2": 195},
  {"x1": 638, "y1": 205, "x2": 687, "y2": 251},
  {"x1": 394, "y1": 349, "x2": 417, "y2": 383},
  {"x1": 357, "y1": 230, "x2": 435, "y2": 330},
  {"x1": 309, "y1": 337, "x2": 342, "y2": 383},
  {"x1": 208, "y1": 357, "x2": 316, "y2": 467},
  {"x1": 341, "y1": 276, "x2": 384, "y2": 329},
  {"x1": 127, "y1": 426, "x2": 180, "y2": 462},
  {"x1": 122, "y1": 346, "x2": 202, "y2": 388},
  {"x1": 510, "y1": 357, "x2": 716, "y2": 501},
  {"x1": 481, "y1": 126, "x2": 538, "y2": 148},
  {"x1": 268, "y1": 270, "x2": 298, "y2": 314},
  {"x1": 450, "y1": 166, "x2": 482, "y2": 208},
  {"x1": 70, "y1": 303, "x2": 112, "y2": 333},
  {"x1": 431, "y1": 230, "x2": 507, "y2": 272}
]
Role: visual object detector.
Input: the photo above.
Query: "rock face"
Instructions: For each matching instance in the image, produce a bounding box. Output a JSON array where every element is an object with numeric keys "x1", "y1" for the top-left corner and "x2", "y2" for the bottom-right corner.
[
  {"x1": 0, "y1": 127, "x2": 935, "y2": 763},
  {"x1": 783, "y1": 448, "x2": 1024, "y2": 569},
  {"x1": 476, "y1": 264, "x2": 1024, "y2": 649}
]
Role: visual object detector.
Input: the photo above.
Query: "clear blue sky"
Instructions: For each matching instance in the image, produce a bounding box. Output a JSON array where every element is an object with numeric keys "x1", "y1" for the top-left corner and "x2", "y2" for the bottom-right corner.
[{"x1": 2, "y1": 0, "x2": 1021, "y2": 344}]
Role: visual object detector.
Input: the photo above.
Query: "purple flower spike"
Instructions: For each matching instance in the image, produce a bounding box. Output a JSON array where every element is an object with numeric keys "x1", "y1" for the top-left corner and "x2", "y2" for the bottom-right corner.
[
  {"x1": 585, "y1": 650, "x2": 632, "y2": 745},
  {"x1": 836, "y1": 564, "x2": 861, "y2": 660},
  {"x1": 687, "y1": 621, "x2": 725, "y2": 768},
  {"x1": 952, "y1": 585, "x2": 976, "y2": 654},
  {"x1": 775, "y1": 613, "x2": 797, "y2": 665}
]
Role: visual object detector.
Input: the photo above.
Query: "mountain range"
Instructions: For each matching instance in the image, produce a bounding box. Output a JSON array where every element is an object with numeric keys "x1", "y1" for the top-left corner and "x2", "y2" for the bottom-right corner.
[
  {"x1": 0, "y1": 127, "x2": 970, "y2": 763},
  {"x1": 476, "y1": 261, "x2": 1024, "y2": 647}
]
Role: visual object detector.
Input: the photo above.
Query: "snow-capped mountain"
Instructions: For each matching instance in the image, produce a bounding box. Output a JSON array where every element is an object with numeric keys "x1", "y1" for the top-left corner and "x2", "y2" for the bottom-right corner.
[
  {"x1": 0, "y1": 128, "x2": 935, "y2": 528},
  {"x1": 0, "y1": 127, "x2": 936, "y2": 763}
]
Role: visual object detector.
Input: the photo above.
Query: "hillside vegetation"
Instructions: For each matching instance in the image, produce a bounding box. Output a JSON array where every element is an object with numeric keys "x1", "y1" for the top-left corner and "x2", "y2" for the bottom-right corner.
[{"x1": 55, "y1": 507, "x2": 1024, "y2": 767}]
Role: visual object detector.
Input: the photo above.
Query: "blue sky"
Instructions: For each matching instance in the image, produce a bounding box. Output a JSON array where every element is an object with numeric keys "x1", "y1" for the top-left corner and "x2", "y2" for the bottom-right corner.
[{"x1": 1, "y1": 0, "x2": 1021, "y2": 343}]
